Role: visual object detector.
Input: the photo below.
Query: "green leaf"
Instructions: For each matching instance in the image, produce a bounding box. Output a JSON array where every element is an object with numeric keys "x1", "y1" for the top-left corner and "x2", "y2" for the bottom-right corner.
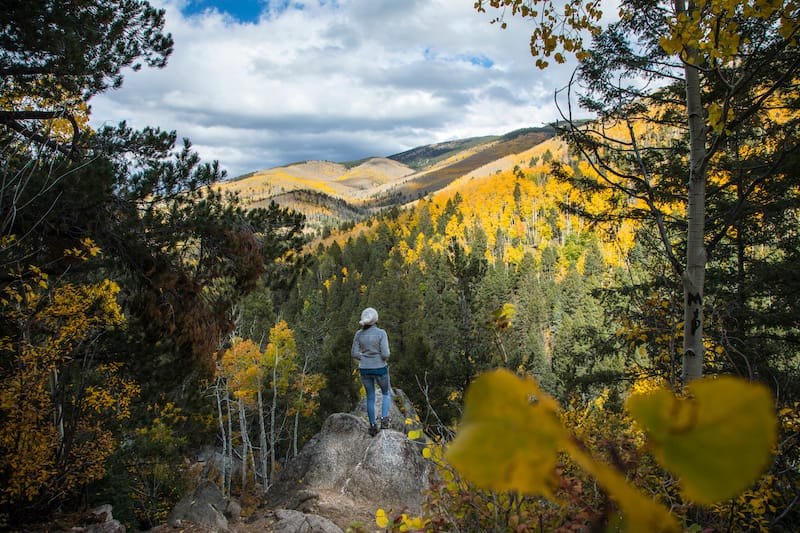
[
  {"x1": 626, "y1": 376, "x2": 777, "y2": 504},
  {"x1": 444, "y1": 369, "x2": 565, "y2": 496}
]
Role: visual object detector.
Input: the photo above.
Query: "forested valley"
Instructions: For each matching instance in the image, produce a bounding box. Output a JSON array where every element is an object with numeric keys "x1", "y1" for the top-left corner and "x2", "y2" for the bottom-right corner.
[{"x1": 2, "y1": 1, "x2": 799, "y2": 532}]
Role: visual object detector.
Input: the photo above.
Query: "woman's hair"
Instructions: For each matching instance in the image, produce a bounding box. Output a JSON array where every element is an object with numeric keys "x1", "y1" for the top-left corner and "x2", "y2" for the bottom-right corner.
[{"x1": 359, "y1": 307, "x2": 379, "y2": 327}]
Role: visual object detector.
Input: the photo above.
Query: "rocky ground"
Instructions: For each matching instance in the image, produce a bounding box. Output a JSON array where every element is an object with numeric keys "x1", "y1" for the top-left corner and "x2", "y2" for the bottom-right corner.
[{"x1": 40, "y1": 391, "x2": 428, "y2": 533}]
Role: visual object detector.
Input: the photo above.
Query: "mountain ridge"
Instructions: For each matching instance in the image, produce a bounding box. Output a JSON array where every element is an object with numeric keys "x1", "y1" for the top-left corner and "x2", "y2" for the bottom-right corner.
[{"x1": 213, "y1": 126, "x2": 557, "y2": 233}]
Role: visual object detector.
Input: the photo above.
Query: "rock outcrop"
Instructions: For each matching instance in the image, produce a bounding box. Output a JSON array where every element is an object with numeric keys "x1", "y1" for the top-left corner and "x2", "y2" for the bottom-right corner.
[
  {"x1": 264, "y1": 388, "x2": 431, "y2": 527},
  {"x1": 268, "y1": 509, "x2": 343, "y2": 533},
  {"x1": 154, "y1": 388, "x2": 431, "y2": 532},
  {"x1": 163, "y1": 480, "x2": 234, "y2": 531},
  {"x1": 71, "y1": 504, "x2": 126, "y2": 533}
]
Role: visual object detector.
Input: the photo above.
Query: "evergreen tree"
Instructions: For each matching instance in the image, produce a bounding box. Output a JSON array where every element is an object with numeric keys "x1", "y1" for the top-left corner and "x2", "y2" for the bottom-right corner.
[
  {"x1": 0, "y1": 1, "x2": 307, "y2": 523},
  {"x1": 564, "y1": 1, "x2": 800, "y2": 384},
  {"x1": 478, "y1": 0, "x2": 800, "y2": 384}
]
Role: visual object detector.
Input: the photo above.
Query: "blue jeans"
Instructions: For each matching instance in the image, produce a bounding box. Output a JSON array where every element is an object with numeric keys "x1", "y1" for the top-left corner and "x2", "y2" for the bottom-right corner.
[{"x1": 361, "y1": 371, "x2": 391, "y2": 425}]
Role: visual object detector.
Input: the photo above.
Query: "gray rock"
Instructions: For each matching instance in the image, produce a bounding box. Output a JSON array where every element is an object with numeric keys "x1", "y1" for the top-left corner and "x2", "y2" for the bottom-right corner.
[
  {"x1": 272, "y1": 509, "x2": 344, "y2": 533},
  {"x1": 85, "y1": 521, "x2": 126, "y2": 533},
  {"x1": 80, "y1": 504, "x2": 126, "y2": 533},
  {"x1": 225, "y1": 498, "x2": 242, "y2": 523},
  {"x1": 266, "y1": 408, "x2": 430, "y2": 514},
  {"x1": 166, "y1": 480, "x2": 229, "y2": 532},
  {"x1": 352, "y1": 387, "x2": 423, "y2": 434}
]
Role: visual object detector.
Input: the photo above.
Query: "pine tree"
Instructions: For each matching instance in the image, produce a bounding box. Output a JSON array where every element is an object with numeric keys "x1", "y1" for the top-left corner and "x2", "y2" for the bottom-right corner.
[{"x1": 477, "y1": 0, "x2": 800, "y2": 385}]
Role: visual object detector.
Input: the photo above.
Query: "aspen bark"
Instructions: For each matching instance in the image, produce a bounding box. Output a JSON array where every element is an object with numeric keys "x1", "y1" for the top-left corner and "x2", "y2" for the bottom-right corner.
[
  {"x1": 679, "y1": 0, "x2": 707, "y2": 384},
  {"x1": 269, "y1": 346, "x2": 279, "y2": 488},
  {"x1": 225, "y1": 383, "x2": 233, "y2": 496},
  {"x1": 257, "y1": 387, "x2": 268, "y2": 491},
  {"x1": 292, "y1": 358, "x2": 310, "y2": 458},
  {"x1": 214, "y1": 376, "x2": 228, "y2": 495},
  {"x1": 49, "y1": 368, "x2": 65, "y2": 456},
  {"x1": 237, "y1": 397, "x2": 249, "y2": 490}
]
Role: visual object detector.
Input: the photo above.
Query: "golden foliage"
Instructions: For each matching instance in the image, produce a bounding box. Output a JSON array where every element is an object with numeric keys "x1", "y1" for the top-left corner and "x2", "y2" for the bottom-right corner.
[
  {"x1": 475, "y1": 0, "x2": 603, "y2": 68},
  {"x1": 0, "y1": 264, "x2": 134, "y2": 505},
  {"x1": 659, "y1": 0, "x2": 800, "y2": 64},
  {"x1": 219, "y1": 322, "x2": 324, "y2": 418},
  {"x1": 421, "y1": 139, "x2": 636, "y2": 269},
  {"x1": 446, "y1": 369, "x2": 777, "y2": 531},
  {"x1": 627, "y1": 376, "x2": 778, "y2": 504}
]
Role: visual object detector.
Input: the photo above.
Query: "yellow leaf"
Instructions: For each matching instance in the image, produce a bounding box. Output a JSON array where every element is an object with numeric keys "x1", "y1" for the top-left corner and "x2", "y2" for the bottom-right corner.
[
  {"x1": 406, "y1": 515, "x2": 427, "y2": 529},
  {"x1": 444, "y1": 369, "x2": 565, "y2": 496},
  {"x1": 566, "y1": 442, "x2": 681, "y2": 532},
  {"x1": 626, "y1": 376, "x2": 777, "y2": 504},
  {"x1": 375, "y1": 508, "x2": 389, "y2": 528}
]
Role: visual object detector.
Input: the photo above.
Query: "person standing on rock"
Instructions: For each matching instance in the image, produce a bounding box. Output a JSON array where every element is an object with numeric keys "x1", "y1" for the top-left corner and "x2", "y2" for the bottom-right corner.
[{"x1": 351, "y1": 307, "x2": 391, "y2": 436}]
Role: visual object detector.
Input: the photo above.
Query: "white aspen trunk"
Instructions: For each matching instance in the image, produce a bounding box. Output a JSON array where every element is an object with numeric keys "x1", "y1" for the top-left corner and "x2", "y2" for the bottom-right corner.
[
  {"x1": 215, "y1": 376, "x2": 228, "y2": 495},
  {"x1": 248, "y1": 437, "x2": 258, "y2": 489},
  {"x1": 292, "y1": 405, "x2": 300, "y2": 458},
  {"x1": 269, "y1": 346, "x2": 279, "y2": 486},
  {"x1": 237, "y1": 397, "x2": 249, "y2": 490},
  {"x1": 225, "y1": 383, "x2": 233, "y2": 497},
  {"x1": 679, "y1": 0, "x2": 708, "y2": 384},
  {"x1": 49, "y1": 368, "x2": 65, "y2": 457},
  {"x1": 293, "y1": 358, "x2": 309, "y2": 458},
  {"x1": 257, "y1": 388, "x2": 268, "y2": 491}
]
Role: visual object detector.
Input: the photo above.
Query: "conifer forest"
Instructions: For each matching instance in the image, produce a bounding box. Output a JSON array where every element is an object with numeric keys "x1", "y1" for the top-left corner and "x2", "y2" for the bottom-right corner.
[{"x1": 1, "y1": 0, "x2": 799, "y2": 531}]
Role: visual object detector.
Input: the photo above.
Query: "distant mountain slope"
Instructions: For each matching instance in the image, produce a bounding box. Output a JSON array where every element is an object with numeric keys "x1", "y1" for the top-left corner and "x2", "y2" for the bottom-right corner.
[
  {"x1": 387, "y1": 135, "x2": 499, "y2": 170},
  {"x1": 371, "y1": 127, "x2": 556, "y2": 206},
  {"x1": 215, "y1": 126, "x2": 557, "y2": 233},
  {"x1": 221, "y1": 157, "x2": 414, "y2": 199}
]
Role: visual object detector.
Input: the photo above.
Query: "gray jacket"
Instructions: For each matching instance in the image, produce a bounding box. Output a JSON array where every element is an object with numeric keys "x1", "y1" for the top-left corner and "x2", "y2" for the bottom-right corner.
[{"x1": 351, "y1": 325, "x2": 390, "y2": 370}]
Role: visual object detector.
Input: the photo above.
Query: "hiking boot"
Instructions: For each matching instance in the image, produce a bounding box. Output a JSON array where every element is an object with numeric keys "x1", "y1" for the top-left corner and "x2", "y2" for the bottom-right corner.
[
  {"x1": 380, "y1": 417, "x2": 391, "y2": 431},
  {"x1": 368, "y1": 423, "x2": 378, "y2": 437}
]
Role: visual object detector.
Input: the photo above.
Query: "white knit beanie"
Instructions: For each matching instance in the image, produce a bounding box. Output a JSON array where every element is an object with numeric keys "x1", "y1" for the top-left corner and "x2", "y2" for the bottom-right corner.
[{"x1": 359, "y1": 307, "x2": 379, "y2": 326}]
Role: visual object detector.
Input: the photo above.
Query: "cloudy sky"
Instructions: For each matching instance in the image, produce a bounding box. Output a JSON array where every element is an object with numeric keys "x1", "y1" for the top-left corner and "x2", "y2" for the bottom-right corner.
[{"x1": 89, "y1": 0, "x2": 587, "y2": 178}]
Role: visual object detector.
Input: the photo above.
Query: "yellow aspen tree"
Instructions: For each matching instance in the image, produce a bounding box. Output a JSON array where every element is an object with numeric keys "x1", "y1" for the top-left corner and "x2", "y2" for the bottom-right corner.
[
  {"x1": 219, "y1": 338, "x2": 264, "y2": 491},
  {"x1": 476, "y1": 0, "x2": 800, "y2": 383},
  {"x1": 0, "y1": 262, "x2": 133, "y2": 507},
  {"x1": 263, "y1": 321, "x2": 298, "y2": 487}
]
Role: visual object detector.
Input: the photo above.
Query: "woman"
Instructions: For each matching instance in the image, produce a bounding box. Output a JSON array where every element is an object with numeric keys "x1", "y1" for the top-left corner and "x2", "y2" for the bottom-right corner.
[{"x1": 351, "y1": 307, "x2": 391, "y2": 436}]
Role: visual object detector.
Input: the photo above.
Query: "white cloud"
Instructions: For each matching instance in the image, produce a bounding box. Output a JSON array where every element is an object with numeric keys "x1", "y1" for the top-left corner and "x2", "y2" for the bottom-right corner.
[{"x1": 89, "y1": 0, "x2": 584, "y2": 178}]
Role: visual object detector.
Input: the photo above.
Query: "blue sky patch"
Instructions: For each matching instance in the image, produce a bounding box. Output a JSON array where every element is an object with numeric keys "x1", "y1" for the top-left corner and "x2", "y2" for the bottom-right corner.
[
  {"x1": 467, "y1": 55, "x2": 494, "y2": 68},
  {"x1": 181, "y1": 0, "x2": 273, "y2": 23},
  {"x1": 424, "y1": 48, "x2": 494, "y2": 69}
]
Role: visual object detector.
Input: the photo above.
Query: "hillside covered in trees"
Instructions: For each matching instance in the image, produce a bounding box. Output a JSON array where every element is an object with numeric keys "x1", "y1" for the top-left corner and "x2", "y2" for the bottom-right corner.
[
  {"x1": 1, "y1": 0, "x2": 799, "y2": 532},
  {"x1": 211, "y1": 126, "x2": 557, "y2": 236}
]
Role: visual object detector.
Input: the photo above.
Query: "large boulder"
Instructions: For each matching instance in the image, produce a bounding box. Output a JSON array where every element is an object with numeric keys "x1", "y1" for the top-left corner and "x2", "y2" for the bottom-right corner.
[
  {"x1": 266, "y1": 391, "x2": 431, "y2": 522},
  {"x1": 270, "y1": 509, "x2": 343, "y2": 533},
  {"x1": 76, "y1": 504, "x2": 126, "y2": 533},
  {"x1": 153, "y1": 388, "x2": 432, "y2": 531},
  {"x1": 164, "y1": 480, "x2": 230, "y2": 532}
]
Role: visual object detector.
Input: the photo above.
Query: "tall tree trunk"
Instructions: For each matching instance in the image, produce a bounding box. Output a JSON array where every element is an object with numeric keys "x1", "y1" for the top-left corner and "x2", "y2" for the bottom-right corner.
[
  {"x1": 293, "y1": 358, "x2": 309, "y2": 458},
  {"x1": 257, "y1": 388, "x2": 268, "y2": 491},
  {"x1": 237, "y1": 397, "x2": 249, "y2": 490},
  {"x1": 679, "y1": 0, "x2": 708, "y2": 384},
  {"x1": 269, "y1": 346, "x2": 279, "y2": 487},
  {"x1": 292, "y1": 403, "x2": 300, "y2": 458},
  {"x1": 49, "y1": 368, "x2": 65, "y2": 457},
  {"x1": 214, "y1": 376, "x2": 228, "y2": 495},
  {"x1": 225, "y1": 384, "x2": 233, "y2": 496}
]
